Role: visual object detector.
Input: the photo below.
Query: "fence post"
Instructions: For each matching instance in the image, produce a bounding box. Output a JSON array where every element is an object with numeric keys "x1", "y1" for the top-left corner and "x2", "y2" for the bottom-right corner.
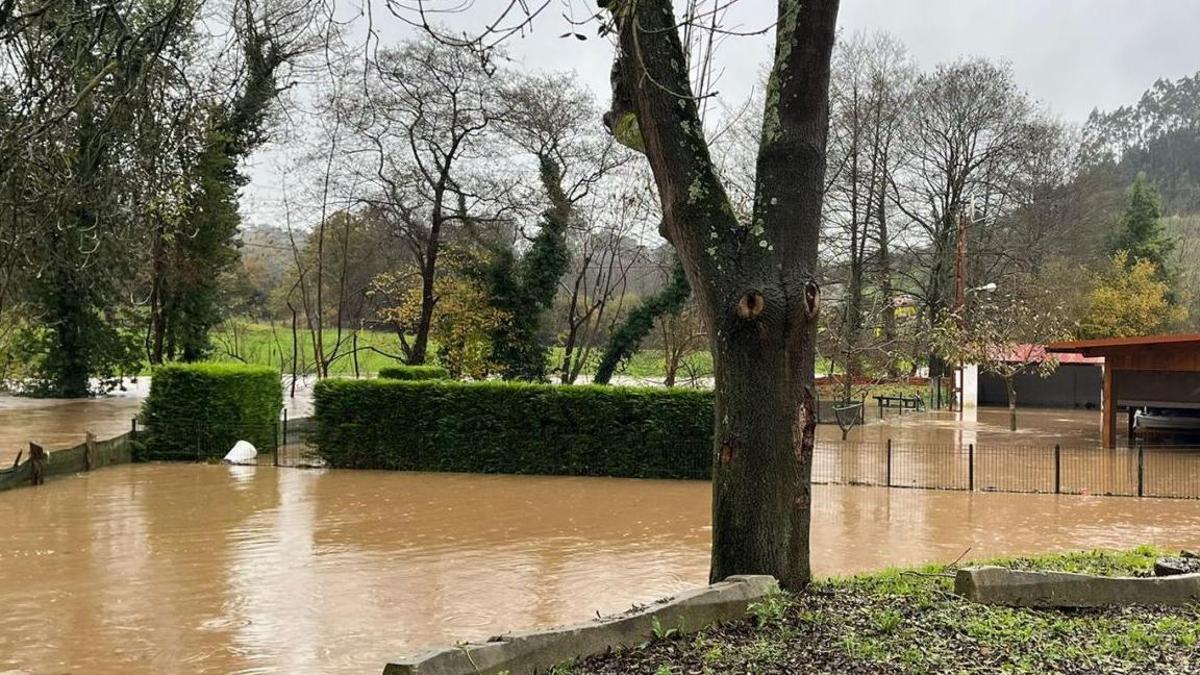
[
  {"x1": 886, "y1": 439, "x2": 893, "y2": 488},
  {"x1": 1137, "y1": 442, "x2": 1144, "y2": 497},
  {"x1": 277, "y1": 409, "x2": 287, "y2": 468},
  {"x1": 84, "y1": 431, "x2": 97, "y2": 471},
  {"x1": 1054, "y1": 444, "x2": 1061, "y2": 494},
  {"x1": 968, "y1": 443, "x2": 974, "y2": 491},
  {"x1": 29, "y1": 442, "x2": 46, "y2": 486}
]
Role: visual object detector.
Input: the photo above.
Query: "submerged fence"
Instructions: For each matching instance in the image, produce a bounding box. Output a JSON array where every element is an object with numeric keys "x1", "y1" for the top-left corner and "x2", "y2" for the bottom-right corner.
[
  {"x1": 813, "y1": 440, "x2": 1200, "y2": 499},
  {"x1": 0, "y1": 427, "x2": 138, "y2": 493},
  {"x1": 9, "y1": 408, "x2": 1199, "y2": 503},
  {"x1": 153, "y1": 413, "x2": 322, "y2": 468}
]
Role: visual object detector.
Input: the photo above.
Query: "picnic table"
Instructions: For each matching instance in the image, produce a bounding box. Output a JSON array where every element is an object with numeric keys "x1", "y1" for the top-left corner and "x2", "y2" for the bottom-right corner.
[{"x1": 874, "y1": 394, "x2": 925, "y2": 418}]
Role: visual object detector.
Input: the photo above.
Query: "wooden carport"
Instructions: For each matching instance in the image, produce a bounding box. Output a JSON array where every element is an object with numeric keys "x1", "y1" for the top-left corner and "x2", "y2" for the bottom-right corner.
[{"x1": 1047, "y1": 334, "x2": 1200, "y2": 448}]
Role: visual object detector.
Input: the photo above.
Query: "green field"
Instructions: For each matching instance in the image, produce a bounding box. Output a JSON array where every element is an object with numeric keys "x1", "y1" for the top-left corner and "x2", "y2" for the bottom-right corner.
[
  {"x1": 200, "y1": 321, "x2": 899, "y2": 387},
  {"x1": 201, "y1": 321, "x2": 715, "y2": 380},
  {"x1": 206, "y1": 321, "x2": 404, "y2": 376}
]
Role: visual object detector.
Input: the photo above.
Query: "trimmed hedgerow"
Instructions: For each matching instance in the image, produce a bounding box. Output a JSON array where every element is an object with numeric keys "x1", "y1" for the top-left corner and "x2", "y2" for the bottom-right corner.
[
  {"x1": 313, "y1": 379, "x2": 714, "y2": 479},
  {"x1": 377, "y1": 365, "x2": 450, "y2": 381},
  {"x1": 142, "y1": 363, "x2": 282, "y2": 460}
]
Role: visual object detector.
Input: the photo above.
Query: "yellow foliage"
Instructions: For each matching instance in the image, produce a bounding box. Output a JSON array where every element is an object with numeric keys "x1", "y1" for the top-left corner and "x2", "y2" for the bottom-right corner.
[
  {"x1": 1079, "y1": 252, "x2": 1186, "y2": 339},
  {"x1": 371, "y1": 249, "x2": 506, "y2": 379}
]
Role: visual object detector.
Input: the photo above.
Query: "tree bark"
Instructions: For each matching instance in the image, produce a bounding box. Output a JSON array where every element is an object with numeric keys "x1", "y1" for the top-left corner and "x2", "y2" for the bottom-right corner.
[
  {"x1": 409, "y1": 259, "x2": 437, "y2": 365},
  {"x1": 605, "y1": 0, "x2": 839, "y2": 590},
  {"x1": 1007, "y1": 377, "x2": 1018, "y2": 431}
]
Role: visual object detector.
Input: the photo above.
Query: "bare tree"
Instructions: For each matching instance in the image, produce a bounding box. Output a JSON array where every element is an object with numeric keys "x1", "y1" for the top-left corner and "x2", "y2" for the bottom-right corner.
[
  {"x1": 933, "y1": 285, "x2": 1071, "y2": 431},
  {"x1": 656, "y1": 296, "x2": 707, "y2": 387},
  {"x1": 604, "y1": 0, "x2": 839, "y2": 588},
  {"x1": 891, "y1": 58, "x2": 1049, "y2": 376},
  {"x1": 825, "y1": 32, "x2": 915, "y2": 397},
  {"x1": 555, "y1": 185, "x2": 649, "y2": 384},
  {"x1": 337, "y1": 33, "x2": 501, "y2": 365},
  {"x1": 483, "y1": 70, "x2": 628, "y2": 381}
]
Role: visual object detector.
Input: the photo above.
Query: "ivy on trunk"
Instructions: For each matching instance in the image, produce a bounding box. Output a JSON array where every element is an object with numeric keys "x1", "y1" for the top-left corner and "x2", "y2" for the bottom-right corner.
[
  {"x1": 484, "y1": 156, "x2": 573, "y2": 381},
  {"x1": 592, "y1": 258, "x2": 690, "y2": 385}
]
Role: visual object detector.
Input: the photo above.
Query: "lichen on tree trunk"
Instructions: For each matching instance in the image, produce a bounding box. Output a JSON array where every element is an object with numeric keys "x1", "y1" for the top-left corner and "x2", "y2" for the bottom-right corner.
[{"x1": 602, "y1": 0, "x2": 839, "y2": 589}]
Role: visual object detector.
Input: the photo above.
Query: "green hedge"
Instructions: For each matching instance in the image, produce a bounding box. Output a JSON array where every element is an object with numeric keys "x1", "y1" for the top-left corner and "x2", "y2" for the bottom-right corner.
[
  {"x1": 142, "y1": 363, "x2": 282, "y2": 460},
  {"x1": 313, "y1": 379, "x2": 714, "y2": 479},
  {"x1": 377, "y1": 365, "x2": 450, "y2": 381}
]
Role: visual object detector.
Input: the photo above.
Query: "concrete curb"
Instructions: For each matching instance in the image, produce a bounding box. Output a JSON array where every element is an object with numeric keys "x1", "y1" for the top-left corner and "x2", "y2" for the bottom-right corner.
[
  {"x1": 382, "y1": 575, "x2": 778, "y2": 675},
  {"x1": 956, "y1": 566, "x2": 1200, "y2": 608}
]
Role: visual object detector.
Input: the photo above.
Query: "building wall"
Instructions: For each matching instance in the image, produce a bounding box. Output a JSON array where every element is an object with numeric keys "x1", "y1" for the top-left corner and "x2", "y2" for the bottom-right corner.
[
  {"x1": 979, "y1": 364, "x2": 1102, "y2": 408},
  {"x1": 1114, "y1": 370, "x2": 1200, "y2": 409}
]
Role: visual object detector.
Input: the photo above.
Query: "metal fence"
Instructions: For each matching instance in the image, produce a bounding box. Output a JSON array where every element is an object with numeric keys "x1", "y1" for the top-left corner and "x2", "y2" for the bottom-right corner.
[
  {"x1": 163, "y1": 412, "x2": 1200, "y2": 500},
  {"x1": 151, "y1": 420, "x2": 282, "y2": 464},
  {"x1": 275, "y1": 414, "x2": 323, "y2": 468},
  {"x1": 813, "y1": 440, "x2": 1200, "y2": 499}
]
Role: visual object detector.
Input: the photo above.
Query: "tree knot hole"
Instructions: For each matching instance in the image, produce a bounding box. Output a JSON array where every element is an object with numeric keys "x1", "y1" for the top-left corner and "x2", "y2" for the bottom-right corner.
[
  {"x1": 719, "y1": 438, "x2": 737, "y2": 465},
  {"x1": 804, "y1": 281, "x2": 821, "y2": 319},
  {"x1": 736, "y1": 290, "x2": 765, "y2": 320}
]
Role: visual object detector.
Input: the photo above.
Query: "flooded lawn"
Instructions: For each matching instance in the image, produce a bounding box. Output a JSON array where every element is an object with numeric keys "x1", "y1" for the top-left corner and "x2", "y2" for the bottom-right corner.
[
  {"x1": 0, "y1": 376, "x2": 1136, "y2": 468},
  {"x1": 2, "y1": 464, "x2": 1200, "y2": 674},
  {"x1": 0, "y1": 379, "x2": 314, "y2": 465},
  {"x1": 821, "y1": 406, "x2": 1111, "y2": 447}
]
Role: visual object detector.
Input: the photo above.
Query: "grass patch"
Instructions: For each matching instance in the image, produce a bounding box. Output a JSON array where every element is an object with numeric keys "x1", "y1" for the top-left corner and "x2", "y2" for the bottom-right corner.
[
  {"x1": 204, "y1": 320, "x2": 724, "y2": 380},
  {"x1": 569, "y1": 546, "x2": 1199, "y2": 674},
  {"x1": 201, "y1": 320, "x2": 885, "y2": 384}
]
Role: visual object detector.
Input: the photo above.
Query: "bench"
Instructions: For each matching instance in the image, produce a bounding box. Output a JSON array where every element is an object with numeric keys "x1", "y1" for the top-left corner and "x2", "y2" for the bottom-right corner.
[{"x1": 874, "y1": 395, "x2": 925, "y2": 418}]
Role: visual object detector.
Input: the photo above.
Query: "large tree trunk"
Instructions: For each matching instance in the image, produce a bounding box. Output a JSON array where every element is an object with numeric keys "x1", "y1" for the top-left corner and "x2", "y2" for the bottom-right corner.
[
  {"x1": 49, "y1": 277, "x2": 91, "y2": 398},
  {"x1": 605, "y1": 0, "x2": 839, "y2": 590},
  {"x1": 708, "y1": 292, "x2": 819, "y2": 587}
]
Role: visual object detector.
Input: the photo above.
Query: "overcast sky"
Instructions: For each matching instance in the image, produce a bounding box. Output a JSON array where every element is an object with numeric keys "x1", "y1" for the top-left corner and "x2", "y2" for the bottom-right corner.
[{"x1": 242, "y1": 0, "x2": 1200, "y2": 226}]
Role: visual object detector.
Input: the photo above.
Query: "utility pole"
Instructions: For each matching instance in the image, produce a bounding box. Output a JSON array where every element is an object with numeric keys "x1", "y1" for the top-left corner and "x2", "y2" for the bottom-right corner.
[
  {"x1": 954, "y1": 207, "x2": 969, "y2": 321},
  {"x1": 953, "y1": 205, "x2": 971, "y2": 412}
]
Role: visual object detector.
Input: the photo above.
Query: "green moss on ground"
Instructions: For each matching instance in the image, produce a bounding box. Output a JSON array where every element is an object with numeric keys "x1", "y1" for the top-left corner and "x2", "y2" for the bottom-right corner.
[{"x1": 569, "y1": 546, "x2": 1200, "y2": 674}]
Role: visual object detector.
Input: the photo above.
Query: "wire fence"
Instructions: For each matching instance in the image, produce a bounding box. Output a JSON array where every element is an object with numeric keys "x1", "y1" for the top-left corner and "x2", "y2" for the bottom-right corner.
[
  {"x1": 144, "y1": 413, "x2": 324, "y2": 468},
  {"x1": 146, "y1": 420, "x2": 281, "y2": 464},
  {"x1": 813, "y1": 440, "x2": 1200, "y2": 499},
  {"x1": 275, "y1": 414, "x2": 323, "y2": 468},
  {"x1": 152, "y1": 412, "x2": 1200, "y2": 500}
]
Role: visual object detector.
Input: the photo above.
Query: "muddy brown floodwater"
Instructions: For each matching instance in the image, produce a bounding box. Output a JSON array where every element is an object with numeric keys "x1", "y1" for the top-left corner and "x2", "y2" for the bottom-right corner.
[
  {"x1": 2, "y1": 465, "x2": 1199, "y2": 674},
  {"x1": 0, "y1": 378, "x2": 314, "y2": 465},
  {"x1": 819, "y1": 406, "x2": 1111, "y2": 447}
]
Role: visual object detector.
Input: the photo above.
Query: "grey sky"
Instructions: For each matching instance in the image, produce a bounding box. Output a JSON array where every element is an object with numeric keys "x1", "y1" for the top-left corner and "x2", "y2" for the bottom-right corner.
[
  {"x1": 495, "y1": 0, "x2": 1200, "y2": 121},
  {"x1": 242, "y1": 1, "x2": 1200, "y2": 225}
]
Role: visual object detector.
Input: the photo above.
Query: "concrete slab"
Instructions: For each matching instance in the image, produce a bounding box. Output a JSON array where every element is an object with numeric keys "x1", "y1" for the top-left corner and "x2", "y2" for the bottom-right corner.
[
  {"x1": 382, "y1": 575, "x2": 778, "y2": 675},
  {"x1": 956, "y1": 565, "x2": 1200, "y2": 608}
]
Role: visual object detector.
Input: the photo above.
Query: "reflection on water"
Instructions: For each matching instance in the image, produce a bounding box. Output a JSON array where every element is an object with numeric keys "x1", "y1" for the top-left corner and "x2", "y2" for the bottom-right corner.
[
  {"x1": 0, "y1": 378, "x2": 315, "y2": 465},
  {"x1": 820, "y1": 406, "x2": 1111, "y2": 447},
  {"x1": 1, "y1": 464, "x2": 1199, "y2": 674}
]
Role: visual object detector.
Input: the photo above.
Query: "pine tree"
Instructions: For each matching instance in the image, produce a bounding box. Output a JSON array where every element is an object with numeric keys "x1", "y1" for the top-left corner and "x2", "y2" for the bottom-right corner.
[{"x1": 1108, "y1": 174, "x2": 1177, "y2": 288}]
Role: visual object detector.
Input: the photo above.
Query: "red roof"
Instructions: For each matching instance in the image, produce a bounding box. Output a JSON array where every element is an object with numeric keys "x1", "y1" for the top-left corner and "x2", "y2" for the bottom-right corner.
[{"x1": 994, "y1": 344, "x2": 1104, "y2": 365}]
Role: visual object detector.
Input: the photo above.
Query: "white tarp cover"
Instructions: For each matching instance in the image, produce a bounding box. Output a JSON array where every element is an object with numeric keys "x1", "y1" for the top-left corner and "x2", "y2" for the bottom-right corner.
[{"x1": 223, "y1": 440, "x2": 257, "y2": 465}]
